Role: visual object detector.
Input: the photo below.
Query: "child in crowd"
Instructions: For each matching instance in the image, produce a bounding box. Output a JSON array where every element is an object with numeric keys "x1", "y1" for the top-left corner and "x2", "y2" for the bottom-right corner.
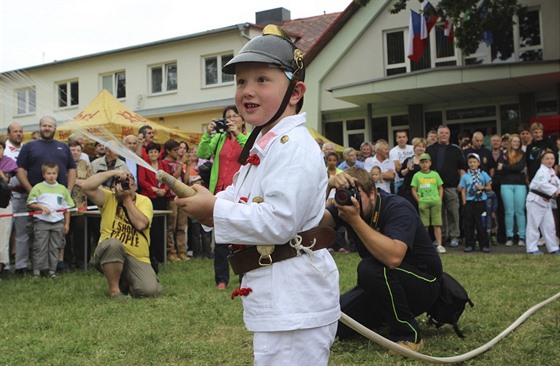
[
  {"x1": 410, "y1": 153, "x2": 445, "y2": 253},
  {"x1": 459, "y1": 153, "x2": 492, "y2": 253},
  {"x1": 326, "y1": 152, "x2": 343, "y2": 178},
  {"x1": 370, "y1": 166, "x2": 386, "y2": 192},
  {"x1": 27, "y1": 163, "x2": 74, "y2": 278},
  {"x1": 525, "y1": 150, "x2": 560, "y2": 254},
  {"x1": 175, "y1": 25, "x2": 340, "y2": 365}
]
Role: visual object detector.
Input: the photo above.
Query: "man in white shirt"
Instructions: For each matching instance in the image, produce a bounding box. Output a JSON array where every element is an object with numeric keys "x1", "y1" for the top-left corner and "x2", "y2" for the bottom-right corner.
[
  {"x1": 4, "y1": 123, "x2": 32, "y2": 275},
  {"x1": 364, "y1": 139, "x2": 395, "y2": 193},
  {"x1": 389, "y1": 130, "x2": 414, "y2": 193}
]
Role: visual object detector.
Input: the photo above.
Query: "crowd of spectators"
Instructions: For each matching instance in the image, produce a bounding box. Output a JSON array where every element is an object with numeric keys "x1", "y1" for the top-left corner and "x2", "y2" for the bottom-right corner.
[
  {"x1": 1, "y1": 117, "x2": 558, "y2": 285},
  {"x1": 320, "y1": 122, "x2": 560, "y2": 255}
]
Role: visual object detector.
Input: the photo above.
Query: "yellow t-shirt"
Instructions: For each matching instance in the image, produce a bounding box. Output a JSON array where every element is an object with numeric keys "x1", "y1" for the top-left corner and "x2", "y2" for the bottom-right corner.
[{"x1": 99, "y1": 189, "x2": 153, "y2": 263}]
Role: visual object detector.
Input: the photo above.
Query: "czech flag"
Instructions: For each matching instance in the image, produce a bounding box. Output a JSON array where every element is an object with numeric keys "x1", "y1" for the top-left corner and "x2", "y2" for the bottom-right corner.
[
  {"x1": 444, "y1": 17, "x2": 454, "y2": 42},
  {"x1": 407, "y1": 1, "x2": 439, "y2": 62}
]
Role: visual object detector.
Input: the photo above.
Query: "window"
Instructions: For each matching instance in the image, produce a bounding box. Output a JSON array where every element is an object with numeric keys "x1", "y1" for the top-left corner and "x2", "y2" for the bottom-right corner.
[
  {"x1": 204, "y1": 53, "x2": 234, "y2": 86},
  {"x1": 150, "y1": 63, "x2": 177, "y2": 94},
  {"x1": 102, "y1": 71, "x2": 126, "y2": 99},
  {"x1": 386, "y1": 31, "x2": 407, "y2": 76},
  {"x1": 434, "y1": 23, "x2": 456, "y2": 67},
  {"x1": 465, "y1": 8, "x2": 542, "y2": 64},
  {"x1": 518, "y1": 9, "x2": 542, "y2": 61},
  {"x1": 16, "y1": 87, "x2": 36, "y2": 115},
  {"x1": 57, "y1": 80, "x2": 79, "y2": 108}
]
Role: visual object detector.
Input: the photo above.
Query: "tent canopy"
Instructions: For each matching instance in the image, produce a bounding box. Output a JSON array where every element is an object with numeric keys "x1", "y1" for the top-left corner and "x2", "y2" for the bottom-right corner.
[{"x1": 51, "y1": 89, "x2": 202, "y2": 147}]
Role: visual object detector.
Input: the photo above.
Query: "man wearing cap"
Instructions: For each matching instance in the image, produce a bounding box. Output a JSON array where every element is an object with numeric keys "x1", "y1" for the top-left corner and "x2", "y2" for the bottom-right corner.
[{"x1": 426, "y1": 125, "x2": 466, "y2": 248}]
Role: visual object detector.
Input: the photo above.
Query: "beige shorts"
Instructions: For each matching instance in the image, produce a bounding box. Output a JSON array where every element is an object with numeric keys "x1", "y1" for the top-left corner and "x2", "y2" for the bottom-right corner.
[{"x1": 94, "y1": 238, "x2": 162, "y2": 298}]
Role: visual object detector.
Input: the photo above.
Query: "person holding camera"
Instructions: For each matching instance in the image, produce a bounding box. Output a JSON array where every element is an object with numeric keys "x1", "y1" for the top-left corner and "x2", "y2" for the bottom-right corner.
[
  {"x1": 81, "y1": 169, "x2": 162, "y2": 298},
  {"x1": 196, "y1": 105, "x2": 249, "y2": 289},
  {"x1": 321, "y1": 166, "x2": 442, "y2": 353}
]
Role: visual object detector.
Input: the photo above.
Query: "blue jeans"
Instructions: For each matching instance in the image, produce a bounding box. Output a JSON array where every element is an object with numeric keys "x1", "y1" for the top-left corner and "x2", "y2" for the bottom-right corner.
[{"x1": 500, "y1": 184, "x2": 527, "y2": 239}]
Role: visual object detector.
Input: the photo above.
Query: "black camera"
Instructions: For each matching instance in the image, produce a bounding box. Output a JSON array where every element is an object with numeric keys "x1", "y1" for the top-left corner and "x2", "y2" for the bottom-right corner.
[
  {"x1": 215, "y1": 118, "x2": 228, "y2": 133},
  {"x1": 335, "y1": 188, "x2": 359, "y2": 206},
  {"x1": 119, "y1": 179, "x2": 130, "y2": 190}
]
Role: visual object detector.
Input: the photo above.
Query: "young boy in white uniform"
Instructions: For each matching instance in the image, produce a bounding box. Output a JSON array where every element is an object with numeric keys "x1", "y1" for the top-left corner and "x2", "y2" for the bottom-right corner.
[
  {"x1": 525, "y1": 150, "x2": 560, "y2": 254},
  {"x1": 176, "y1": 25, "x2": 340, "y2": 365}
]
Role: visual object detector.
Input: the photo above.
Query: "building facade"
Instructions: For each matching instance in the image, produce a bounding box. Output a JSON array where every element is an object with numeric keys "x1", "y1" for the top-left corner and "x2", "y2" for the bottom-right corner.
[{"x1": 1, "y1": 0, "x2": 558, "y2": 149}]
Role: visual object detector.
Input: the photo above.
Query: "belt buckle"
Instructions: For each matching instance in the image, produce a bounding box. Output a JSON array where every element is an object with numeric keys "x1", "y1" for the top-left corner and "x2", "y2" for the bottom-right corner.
[{"x1": 256, "y1": 245, "x2": 274, "y2": 267}]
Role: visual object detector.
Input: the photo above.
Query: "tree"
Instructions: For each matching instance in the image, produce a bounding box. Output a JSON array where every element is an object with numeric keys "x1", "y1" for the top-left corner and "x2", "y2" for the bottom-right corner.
[{"x1": 387, "y1": 0, "x2": 525, "y2": 56}]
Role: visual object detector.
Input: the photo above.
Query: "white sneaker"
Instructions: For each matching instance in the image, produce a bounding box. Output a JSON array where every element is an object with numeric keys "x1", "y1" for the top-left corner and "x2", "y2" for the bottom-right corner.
[
  {"x1": 436, "y1": 245, "x2": 446, "y2": 254},
  {"x1": 518, "y1": 239, "x2": 525, "y2": 246},
  {"x1": 537, "y1": 237, "x2": 545, "y2": 246},
  {"x1": 505, "y1": 240, "x2": 513, "y2": 247}
]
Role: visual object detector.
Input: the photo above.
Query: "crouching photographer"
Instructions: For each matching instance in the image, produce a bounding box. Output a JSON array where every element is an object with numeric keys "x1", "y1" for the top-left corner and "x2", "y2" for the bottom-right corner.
[
  {"x1": 81, "y1": 170, "x2": 162, "y2": 299},
  {"x1": 320, "y1": 166, "x2": 442, "y2": 352}
]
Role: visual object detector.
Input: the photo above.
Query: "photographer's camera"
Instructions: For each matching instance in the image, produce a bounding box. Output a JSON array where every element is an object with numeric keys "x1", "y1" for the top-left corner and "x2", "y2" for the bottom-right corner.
[
  {"x1": 335, "y1": 188, "x2": 358, "y2": 206},
  {"x1": 215, "y1": 118, "x2": 228, "y2": 133}
]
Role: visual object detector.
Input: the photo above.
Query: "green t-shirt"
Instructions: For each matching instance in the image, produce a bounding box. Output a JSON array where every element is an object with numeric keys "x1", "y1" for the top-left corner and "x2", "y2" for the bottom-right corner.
[{"x1": 411, "y1": 170, "x2": 443, "y2": 203}]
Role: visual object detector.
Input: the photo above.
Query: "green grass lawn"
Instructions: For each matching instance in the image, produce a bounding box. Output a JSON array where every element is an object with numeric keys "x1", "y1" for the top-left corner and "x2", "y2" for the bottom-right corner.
[{"x1": 0, "y1": 252, "x2": 558, "y2": 365}]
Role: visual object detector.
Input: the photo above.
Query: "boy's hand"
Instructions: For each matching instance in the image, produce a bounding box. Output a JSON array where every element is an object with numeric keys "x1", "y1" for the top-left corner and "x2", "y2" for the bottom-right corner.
[{"x1": 175, "y1": 184, "x2": 216, "y2": 223}]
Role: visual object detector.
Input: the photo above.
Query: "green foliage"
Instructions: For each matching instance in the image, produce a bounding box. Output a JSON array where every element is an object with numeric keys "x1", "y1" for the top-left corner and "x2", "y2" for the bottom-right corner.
[
  {"x1": 0, "y1": 253, "x2": 558, "y2": 365},
  {"x1": 389, "y1": 0, "x2": 525, "y2": 56}
]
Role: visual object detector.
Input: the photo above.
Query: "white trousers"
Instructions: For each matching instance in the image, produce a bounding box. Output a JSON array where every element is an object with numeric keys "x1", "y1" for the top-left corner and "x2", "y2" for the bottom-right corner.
[
  {"x1": 525, "y1": 200, "x2": 559, "y2": 253},
  {"x1": 253, "y1": 321, "x2": 337, "y2": 366},
  {"x1": 0, "y1": 201, "x2": 13, "y2": 266}
]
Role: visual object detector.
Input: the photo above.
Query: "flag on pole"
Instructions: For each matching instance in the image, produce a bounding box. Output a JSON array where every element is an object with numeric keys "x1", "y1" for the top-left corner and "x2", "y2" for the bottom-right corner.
[
  {"x1": 407, "y1": 1, "x2": 439, "y2": 62},
  {"x1": 421, "y1": 1, "x2": 438, "y2": 39},
  {"x1": 444, "y1": 17, "x2": 454, "y2": 42},
  {"x1": 407, "y1": 10, "x2": 424, "y2": 62}
]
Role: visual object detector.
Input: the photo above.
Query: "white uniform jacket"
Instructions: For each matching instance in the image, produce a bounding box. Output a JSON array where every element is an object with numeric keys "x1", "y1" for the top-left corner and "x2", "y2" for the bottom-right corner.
[
  {"x1": 527, "y1": 164, "x2": 560, "y2": 208},
  {"x1": 214, "y1": 113, "x2": 340, "y2": 332}
]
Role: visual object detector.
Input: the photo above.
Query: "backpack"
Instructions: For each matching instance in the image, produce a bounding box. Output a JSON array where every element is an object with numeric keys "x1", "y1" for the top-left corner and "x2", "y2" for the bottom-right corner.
[{"x1": 427, "y1": 272, "x2": 474, "y2": 338}]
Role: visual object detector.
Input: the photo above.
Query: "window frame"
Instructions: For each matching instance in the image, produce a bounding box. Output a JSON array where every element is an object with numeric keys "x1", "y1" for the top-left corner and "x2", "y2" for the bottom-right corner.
[
  {"x1": 56, "y1": 80, "x2": 79, "y2": 109},
  {"x1": 203, "y1": 52, "x2": 234, "y2": 87},
  {"x1": 149, "y1": 62, "x2": 178, "y2": 95},
  {"x1": 15, "y1": 86, "x2": 37, "y2": 116},
  {"x1": 101, "y1": 71, "x2": 126, "y2": 99}
]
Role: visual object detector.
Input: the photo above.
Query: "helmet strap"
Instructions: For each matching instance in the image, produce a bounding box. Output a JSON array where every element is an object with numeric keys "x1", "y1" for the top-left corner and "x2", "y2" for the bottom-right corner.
[{"x1": 237, "y1": 79, "x2": 297, "y2": 165}]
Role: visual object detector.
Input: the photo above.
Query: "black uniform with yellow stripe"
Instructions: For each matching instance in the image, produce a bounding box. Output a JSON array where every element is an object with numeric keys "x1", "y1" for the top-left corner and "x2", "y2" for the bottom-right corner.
[{"x1": 328, "y1": 190, "x2": 442, "y2": 343}]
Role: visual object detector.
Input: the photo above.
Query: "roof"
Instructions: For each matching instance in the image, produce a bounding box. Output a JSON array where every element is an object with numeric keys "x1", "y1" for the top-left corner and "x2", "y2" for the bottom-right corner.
[{"x1": 281, "y1": 12, "x2": 342, "y2": 54}]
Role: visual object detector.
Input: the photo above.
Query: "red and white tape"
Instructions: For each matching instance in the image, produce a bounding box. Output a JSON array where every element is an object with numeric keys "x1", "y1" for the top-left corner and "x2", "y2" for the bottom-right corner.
[{"x1": 0, "y1": 205, "x2": 98, "y2": 219}]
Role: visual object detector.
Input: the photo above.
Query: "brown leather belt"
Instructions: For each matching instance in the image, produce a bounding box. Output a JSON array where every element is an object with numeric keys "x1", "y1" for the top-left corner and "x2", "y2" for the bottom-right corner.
[{"x1": 228, "y1": 226, "x2": 336, "y2": 275}]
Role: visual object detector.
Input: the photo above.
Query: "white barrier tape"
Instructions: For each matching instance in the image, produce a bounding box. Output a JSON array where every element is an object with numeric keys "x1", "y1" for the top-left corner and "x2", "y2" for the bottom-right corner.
[{"x1": 0, "y1": 205, "x2": 98, "y2": 219}]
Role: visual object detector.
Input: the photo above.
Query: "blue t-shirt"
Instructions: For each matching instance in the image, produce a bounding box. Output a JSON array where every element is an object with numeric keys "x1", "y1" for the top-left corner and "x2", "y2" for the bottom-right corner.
[
  {"x1": 327, "y1": 190, "x2": 442, "y2": 277},
  {"x1": 459, "y1": 170, "x2": 492, "y2": 202},
  {"x1": 17, "y1": 139, "x2": 76, "y2": 187}
]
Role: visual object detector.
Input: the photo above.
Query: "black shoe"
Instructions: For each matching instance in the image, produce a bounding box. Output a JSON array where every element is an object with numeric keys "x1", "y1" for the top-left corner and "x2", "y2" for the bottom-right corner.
[
  {"x1": 56, "y1": 261, "x2": 69, "y2": 273},
  {"x1": 15, "y1": 268, "x2": 29, "y2": 276},
  {"x1": 464, "y1": 247, "x2": 474, "y2": 253}
]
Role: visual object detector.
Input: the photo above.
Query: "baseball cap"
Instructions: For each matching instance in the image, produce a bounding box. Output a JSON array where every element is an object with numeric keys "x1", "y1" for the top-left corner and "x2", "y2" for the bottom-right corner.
[
  {"x1": 419, "y1": 153, "x2": 431, "y2": 161},
  {"x1": 467, "y1": 153, "x2": 480, "y2": 161},
  {"x1": 501, "y1": 133, "x2": 510, "y2": 141}
]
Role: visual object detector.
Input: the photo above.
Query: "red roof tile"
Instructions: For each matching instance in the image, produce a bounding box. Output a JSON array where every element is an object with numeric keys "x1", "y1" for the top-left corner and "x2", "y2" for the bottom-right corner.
[{"x1": 281, "y1": 13, "x2": 341, "y2": 54}]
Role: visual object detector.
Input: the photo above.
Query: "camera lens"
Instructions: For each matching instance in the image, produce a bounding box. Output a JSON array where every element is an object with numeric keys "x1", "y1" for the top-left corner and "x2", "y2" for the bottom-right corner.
[
  {"x1": 121, "y1": 180, "x2": 130, "y2": 190},
  {"x1": 335, "y1": 189, "x2": 354, "y2": 206}
]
